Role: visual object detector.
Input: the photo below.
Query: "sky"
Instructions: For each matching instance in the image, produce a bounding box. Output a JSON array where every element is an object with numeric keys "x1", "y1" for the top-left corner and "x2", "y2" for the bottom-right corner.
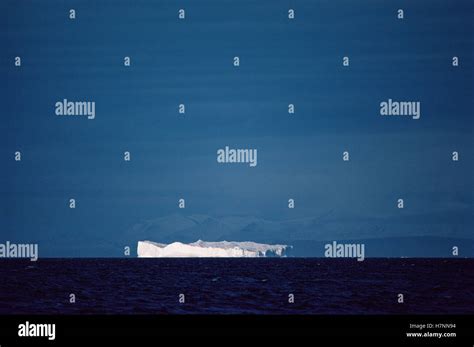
[{"x1": 1, "y1": 0, "x2": 473, "y2": 257}]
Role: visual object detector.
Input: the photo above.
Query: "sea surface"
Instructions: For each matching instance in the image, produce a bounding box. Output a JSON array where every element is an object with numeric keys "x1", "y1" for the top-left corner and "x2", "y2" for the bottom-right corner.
[{"x1": 0, "y1": 258, "x2": 473, "y2": 314}]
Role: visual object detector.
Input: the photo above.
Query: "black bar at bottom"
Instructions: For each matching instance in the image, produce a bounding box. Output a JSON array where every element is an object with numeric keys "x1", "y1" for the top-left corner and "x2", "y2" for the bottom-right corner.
[{"x1": 0, "y1": 315, "x2": 472, "y2": 344}]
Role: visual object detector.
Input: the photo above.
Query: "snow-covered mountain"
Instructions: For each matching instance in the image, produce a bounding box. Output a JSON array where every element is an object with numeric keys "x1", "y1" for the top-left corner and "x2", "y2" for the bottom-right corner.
[
  {"x1": 128, "y1": 212, "x2": 388, "y2": 245},
  {"x1": 137, "y1": 240, "x2": 290, "y2": 258}
]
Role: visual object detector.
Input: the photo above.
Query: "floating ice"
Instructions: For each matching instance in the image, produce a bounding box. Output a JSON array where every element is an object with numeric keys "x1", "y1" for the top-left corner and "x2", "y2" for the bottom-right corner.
[{"x1": 137, "y1": 240, "x2": 290, "y2": 258}]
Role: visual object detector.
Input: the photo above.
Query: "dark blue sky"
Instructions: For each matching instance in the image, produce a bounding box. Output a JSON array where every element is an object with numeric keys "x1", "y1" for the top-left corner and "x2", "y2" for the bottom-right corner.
[{"x1": 1, "y1": 0, "x2": 473, "y2": 256}]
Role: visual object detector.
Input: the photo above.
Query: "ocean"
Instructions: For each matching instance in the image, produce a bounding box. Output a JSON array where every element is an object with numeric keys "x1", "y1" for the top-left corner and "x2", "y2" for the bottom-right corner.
[{"x1": 1, "y1": 258, "x2": 473, "y2": 315}]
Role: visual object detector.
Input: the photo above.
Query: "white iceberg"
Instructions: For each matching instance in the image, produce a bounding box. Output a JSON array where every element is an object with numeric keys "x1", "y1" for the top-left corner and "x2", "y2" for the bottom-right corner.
[{"x1": 137, "y1": 240, "x2": 290, "y2": 258}]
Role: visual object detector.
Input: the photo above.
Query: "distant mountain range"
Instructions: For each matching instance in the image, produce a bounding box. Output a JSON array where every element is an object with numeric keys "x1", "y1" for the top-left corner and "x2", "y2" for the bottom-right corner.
[
  {"x1": 288, "y1": 238, "x2": 474, "y2": 257},
  {"x1": 125, "y1": 213, "x2": 474, "y2": 257}
]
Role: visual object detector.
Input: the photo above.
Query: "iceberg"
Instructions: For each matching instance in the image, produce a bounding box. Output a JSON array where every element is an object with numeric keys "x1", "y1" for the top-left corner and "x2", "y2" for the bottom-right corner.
[{"x1": 137, "y1": 240, "x2": 290, "y2": 258}]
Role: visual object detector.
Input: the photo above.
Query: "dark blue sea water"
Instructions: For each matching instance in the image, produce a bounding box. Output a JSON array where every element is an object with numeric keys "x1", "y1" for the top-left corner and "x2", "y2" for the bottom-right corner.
[{"x1": 0, "y1": 259, "x2": 473, "y2": 314}]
